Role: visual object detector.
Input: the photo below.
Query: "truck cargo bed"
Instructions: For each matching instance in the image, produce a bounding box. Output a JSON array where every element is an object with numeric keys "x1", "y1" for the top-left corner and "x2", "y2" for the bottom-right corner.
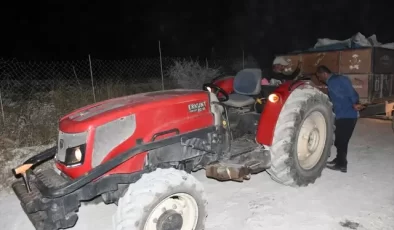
[{"x1": 276, "y1": 47, "x2": 394, "y2": 104}]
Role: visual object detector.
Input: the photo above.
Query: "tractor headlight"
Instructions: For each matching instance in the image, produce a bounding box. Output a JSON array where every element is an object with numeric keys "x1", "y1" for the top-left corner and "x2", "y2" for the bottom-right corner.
[
  {"x1": 206, "y1": 86, "x2": 212, "y2": 92},
  {"x1": 64, "y1": 144, "x2": 86, "y2": 167},
  {"x1": 268, "y1": 93, "x2": 280, "y2": 103}
]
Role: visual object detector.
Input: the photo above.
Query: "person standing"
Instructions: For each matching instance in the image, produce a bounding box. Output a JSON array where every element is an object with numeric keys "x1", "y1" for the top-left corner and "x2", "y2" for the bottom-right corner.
[{"x1": 315, "y1": 65, "x2": 365, "y2": 173}]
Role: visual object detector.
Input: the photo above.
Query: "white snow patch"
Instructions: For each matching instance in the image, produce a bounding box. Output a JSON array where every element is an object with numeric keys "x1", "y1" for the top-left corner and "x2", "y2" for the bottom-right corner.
[
  {"x1": 314, "y1": 32, "x2": 394, "y2": 50},
  {"x1": 1, "y1": 118, "x2": 393, "y2": 230}
]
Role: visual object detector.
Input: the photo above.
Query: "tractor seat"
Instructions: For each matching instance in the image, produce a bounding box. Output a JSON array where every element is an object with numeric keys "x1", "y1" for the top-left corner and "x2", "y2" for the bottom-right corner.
[
  {"x1": 223, "y1": 68, "x2": 262, "y2": 108},
  {"x1": 224, "y1": 94, "x2": 255, "y2": 107}
]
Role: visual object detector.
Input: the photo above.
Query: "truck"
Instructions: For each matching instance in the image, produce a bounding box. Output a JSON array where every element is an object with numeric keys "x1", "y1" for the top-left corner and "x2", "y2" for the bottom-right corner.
[
  {"x1": 273, "y1": 47, "x2": 394, "y2": 123},
  {"x1": 11, "y1": 67, "x2": 335, "y2": 229}
]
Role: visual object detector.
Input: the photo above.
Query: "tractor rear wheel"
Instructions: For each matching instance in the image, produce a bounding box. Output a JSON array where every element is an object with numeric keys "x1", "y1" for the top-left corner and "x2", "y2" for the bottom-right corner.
[
  {"x1": 267, "y1": 85, "x2": 335, "y2": 187},
  {"x1": 113, "y1": 168, "x2": 207, "y2": 230},
  {"x1": 391, "y1": 112, "x2": 394, "y2": 132}
]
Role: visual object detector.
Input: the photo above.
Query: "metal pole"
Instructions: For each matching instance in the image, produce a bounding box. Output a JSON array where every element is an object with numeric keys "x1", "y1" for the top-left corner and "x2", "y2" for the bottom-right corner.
[
  {"x1": 88, "y1": 54, "x2": 96, "y2": 102},
  {"x1": 242, "y1": 49, "x2": 245, "y2": 69},
  {"x1": 159, "y1": 41, "x2": 164, "y2": 90},
  {"x1": 0, "y1": 88, "x2": 4, "y2": 125}
]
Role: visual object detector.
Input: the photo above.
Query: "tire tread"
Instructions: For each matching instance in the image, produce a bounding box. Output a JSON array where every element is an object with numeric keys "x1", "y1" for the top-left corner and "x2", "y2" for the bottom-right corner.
[
  {"x1": 267, "y1": 85, "x2": 335, "y2": 187},
  {"x1": 113, "y1": 168, "x2": 207, "y2": 230}
]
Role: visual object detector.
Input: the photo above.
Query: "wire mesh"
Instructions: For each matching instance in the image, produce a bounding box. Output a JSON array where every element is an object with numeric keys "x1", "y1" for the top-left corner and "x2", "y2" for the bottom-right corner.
[{"x1": 0, "y1": 56, "x2": 247, "y2": 147}]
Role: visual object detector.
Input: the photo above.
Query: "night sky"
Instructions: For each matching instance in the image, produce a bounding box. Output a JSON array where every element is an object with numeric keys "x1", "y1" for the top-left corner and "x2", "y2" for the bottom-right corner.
[{"x1": 1, "y1": 0, "x2": 392, "y2": 66}]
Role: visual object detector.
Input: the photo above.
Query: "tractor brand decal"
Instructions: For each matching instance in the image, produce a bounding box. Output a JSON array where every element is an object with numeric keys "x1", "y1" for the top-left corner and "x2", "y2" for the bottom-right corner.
[
  {"x1": 188, "y1": 101, "x2": 206, "y2": 113},
  {"x1": 349, "y1": 54, "x2": 362, "y2": 70}
]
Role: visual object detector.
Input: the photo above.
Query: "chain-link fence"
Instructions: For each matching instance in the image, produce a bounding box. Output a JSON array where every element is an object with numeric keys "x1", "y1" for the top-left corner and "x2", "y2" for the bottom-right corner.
[{"x1": 0, "y1": 56, "x2": 253, "y2": 147}]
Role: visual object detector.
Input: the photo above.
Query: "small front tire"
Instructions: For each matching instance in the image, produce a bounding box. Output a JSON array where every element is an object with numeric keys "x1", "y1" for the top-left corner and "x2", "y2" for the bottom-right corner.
[{"x1": 113, "y1": 168, "x2": 208, "y2": 230}]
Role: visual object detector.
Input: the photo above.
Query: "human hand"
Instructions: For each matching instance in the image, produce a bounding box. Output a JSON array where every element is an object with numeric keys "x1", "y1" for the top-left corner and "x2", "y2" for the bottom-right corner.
[{"x1": 353, "y1": 104, "x2": 366, "y2": 111}]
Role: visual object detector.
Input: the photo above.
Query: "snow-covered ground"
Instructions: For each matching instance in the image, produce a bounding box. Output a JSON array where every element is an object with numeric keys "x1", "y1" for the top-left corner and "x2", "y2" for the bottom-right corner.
[{"x1": 1, "y1": 118, "x2": 393, "y2": 230}]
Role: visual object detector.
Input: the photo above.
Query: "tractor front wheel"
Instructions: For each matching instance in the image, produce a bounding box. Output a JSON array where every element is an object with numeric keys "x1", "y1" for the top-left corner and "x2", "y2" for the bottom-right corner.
[
  {"x1": 267, "y1": 85, "x2": 335, "y2": 187},
  {"x1": 113, "y1": 168, "x2": 207, "y2": 230}
]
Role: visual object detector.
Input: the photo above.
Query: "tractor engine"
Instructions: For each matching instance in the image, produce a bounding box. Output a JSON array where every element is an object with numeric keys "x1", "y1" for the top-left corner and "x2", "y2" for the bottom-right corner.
[{"x1": 147, "y1": 91, "x2": 228, "y2": 172}]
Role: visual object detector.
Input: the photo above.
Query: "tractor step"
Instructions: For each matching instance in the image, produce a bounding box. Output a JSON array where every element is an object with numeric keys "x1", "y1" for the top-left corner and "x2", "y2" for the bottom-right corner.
[{"x1": 228, "y1": 135, "x2": 259, "y2": 158}]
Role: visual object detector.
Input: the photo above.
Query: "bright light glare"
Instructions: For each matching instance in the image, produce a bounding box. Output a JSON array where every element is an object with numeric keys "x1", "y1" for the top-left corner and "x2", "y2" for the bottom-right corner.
[
  {"x1": 74, "y1": 147, "x2": 82, "y2": 162},
  {"x1": 268, "y1": 93, "x2": 280, "y2": 103}
]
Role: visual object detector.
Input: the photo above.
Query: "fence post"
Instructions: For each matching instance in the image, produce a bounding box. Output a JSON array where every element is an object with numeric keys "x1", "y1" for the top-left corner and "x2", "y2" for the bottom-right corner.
[
  {"x1": 88, "y1": 54, "x2": 96, "y2": 102},
  {"x1": 0, "y1": 88, "x2": 4, "y2": 125},
  {"x1": 242, "y1": 49, "x2": 245, "y2": 69},
  {"x1": 159, "y1": 41, "x2": 164, "y2": 90}
]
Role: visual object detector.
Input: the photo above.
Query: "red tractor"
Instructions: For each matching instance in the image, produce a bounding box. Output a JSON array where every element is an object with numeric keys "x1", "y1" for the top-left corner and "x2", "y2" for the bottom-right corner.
[{"x1": 11, "y1": 68, "x2": 334, "y2": 230}]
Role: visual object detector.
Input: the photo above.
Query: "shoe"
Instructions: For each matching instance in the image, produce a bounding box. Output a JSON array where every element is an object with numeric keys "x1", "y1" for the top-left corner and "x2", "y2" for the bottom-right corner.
[
  {"x1": 326, "y1": 164, "x2": 347, "y2": 173},
  {"x1": 326, "y1": 158, "x2": 337, "y2": 167}
]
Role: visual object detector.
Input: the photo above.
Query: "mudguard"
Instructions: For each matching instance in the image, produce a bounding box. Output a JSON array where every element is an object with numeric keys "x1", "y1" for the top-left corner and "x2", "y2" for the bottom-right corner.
[{"x1": 256, "y1": 81, "x2": 306, "y2": 146}]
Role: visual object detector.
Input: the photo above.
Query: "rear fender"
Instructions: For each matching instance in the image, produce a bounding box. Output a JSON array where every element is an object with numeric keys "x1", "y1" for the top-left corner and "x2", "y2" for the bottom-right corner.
[{"x1": 256, "y1": 81, "x2": 306, "y2": 146}]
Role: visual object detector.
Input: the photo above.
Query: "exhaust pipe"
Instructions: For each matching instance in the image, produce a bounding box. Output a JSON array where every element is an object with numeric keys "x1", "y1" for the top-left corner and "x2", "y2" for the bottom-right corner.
[{"x1": 205, "y1": 163, "x2": 252, "y2": 182}]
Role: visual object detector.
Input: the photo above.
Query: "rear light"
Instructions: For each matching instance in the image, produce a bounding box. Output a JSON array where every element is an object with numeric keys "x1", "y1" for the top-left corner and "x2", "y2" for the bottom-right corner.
[
  {"x1": 268, "y1": 93, "x2": 280, "y2": 103},
  {"x1": 64, "y1": 144, "x2": 86, "y2": 167}
]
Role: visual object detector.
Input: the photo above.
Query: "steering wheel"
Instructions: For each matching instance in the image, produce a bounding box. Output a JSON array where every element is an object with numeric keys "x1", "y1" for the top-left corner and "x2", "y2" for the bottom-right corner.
[{"x1": 202, "y1": 83, "x2": 229, "y2": 102}]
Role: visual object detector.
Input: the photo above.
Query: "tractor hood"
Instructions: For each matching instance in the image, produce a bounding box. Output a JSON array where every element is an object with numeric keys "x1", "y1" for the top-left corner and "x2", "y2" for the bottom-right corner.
[{"x1": 59, "y1": 89, "x2": 209, "y2": 133}]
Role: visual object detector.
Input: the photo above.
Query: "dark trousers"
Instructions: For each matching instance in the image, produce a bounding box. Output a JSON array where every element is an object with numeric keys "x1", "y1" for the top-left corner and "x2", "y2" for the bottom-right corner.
[{"x1": 334, "y1": 118, "x2": 358, "y2": 166}]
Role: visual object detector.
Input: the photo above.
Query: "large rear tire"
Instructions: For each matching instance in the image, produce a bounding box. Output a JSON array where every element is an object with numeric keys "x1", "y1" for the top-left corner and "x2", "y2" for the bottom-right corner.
[
  {"x1": 267, "y1": 85, "x2": 335, "y2": 187},
  {"x1": 113, "y1": 168, "x2": 208, "y2": 230},
  {"x1": 391, "y1": 112, "x2": 394, "y2": 132}
]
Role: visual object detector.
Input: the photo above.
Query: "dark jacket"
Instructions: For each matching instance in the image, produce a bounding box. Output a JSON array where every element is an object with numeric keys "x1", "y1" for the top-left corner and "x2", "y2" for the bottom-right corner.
[{"x1": 326, "y1": 74, "x2": 359, "y2": 119}]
